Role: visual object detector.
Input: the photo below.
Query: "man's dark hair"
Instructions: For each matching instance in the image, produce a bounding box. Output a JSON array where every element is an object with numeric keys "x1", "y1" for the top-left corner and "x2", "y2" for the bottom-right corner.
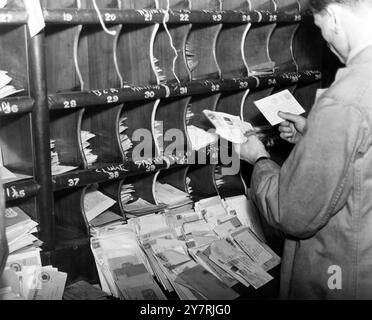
[{"x1": 309, "y1": 0, "x2": 362, "y2": 13}]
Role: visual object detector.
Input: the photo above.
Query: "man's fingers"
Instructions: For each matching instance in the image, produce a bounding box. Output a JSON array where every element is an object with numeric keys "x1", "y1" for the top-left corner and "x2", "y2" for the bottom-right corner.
[
  {"x1": 278, "y1": 126, "x2": 293, "y2": 133},
  {"x1": 280, "y1": 133, "x2": 293, "y2": 140},
  {"x1": 278, "y1": 111, "x2": 302, "y2": 123},
  {"x1": 280, "y1": 121, "x2": 291, "y2": 127}
]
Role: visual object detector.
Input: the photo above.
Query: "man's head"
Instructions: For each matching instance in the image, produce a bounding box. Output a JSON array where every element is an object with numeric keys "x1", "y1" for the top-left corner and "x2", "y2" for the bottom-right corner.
[{"x1": 309, "y1": 0, "x2": 372, "y2": 64}]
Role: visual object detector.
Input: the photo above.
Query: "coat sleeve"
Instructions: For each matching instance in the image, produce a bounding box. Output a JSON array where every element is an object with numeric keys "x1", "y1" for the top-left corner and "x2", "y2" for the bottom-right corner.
[{"x1": 251, "y1": 98, "x2": 369, "y2": 239}]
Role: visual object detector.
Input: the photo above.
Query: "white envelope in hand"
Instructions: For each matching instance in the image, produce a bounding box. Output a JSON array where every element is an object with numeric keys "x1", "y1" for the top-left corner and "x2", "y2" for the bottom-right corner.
[{"x1": 254, "y1": 90, "x2": 306, "y2": 126}]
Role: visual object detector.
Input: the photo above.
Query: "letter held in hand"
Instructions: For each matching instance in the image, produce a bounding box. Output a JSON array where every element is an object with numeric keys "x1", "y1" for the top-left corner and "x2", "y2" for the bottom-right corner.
[{"x1": 254, "y1": 90, "x2": 306, "y2": 126}]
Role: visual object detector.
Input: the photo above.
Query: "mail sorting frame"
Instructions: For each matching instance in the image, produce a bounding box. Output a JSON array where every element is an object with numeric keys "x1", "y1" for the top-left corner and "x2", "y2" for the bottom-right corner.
[{"x1": 0, "y1": 0, "x2": 324, "y2": 285}]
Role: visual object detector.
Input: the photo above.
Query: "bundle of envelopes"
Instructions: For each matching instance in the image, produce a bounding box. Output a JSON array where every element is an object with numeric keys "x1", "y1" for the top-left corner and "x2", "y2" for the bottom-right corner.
[
  {"x1": 0, "y1": 70, "x2": 24, "y2": 100},
  {"x1": 248, "y1": 61, "x2": 276, "y2": 76},
  {"x1": 129, "y1": 213, "x2": 239, "y2": 300},
  {"x1": 186, "y1": 107, "x2": 194, "y2": 124},
  {"x1": 87, "y1": 184, "x2": 280, "y2": 300},
  {"x1": 83, "y1": 188, "x2": 125, "y2": 232},
  {"x1": 90, "y1": 224, "x2": 167, "y2": 300},
  {"x1": 1, "y1": 207, "x2": 67, "y2": 300},
  {"x1": 186, "y1": 106, "x2": 220, "y2": 151},
  {"x1": 4, "y1": 207, "x2": 42, "y2": 254},
  {"x1": 120, "y1": 195, "x2": 281, "y2": 300},
  {"x1": 121, "y1": 184, "x2": 167, "y2": 218},
  {"x1": 119, "y1": 117, "x2": 133, "y2": 159},
  {"x1": 186, "y1": 177, "x2": 193, "y2": 195},
  {"x1": 187, "y1": 125, "x2": 219, "y2": 151},
  {"x1": 86, "y1": 190, "x2": 166, "y2": 299},
  {"x1": 81, "y1": 130, "x2": 98, "y2": 167},
  {"x1": 203, "y1": 110, "x2": 254, "y2": 144},
  {"x1": 154, "y1": 121, "x2": 164, "y2": 154},
  {"x1": 50, "y1": 140, "x2": 77, "y2": 175},
  {"x1": 0, "y1": 247, "x2": 67, "y2": 300},
  {"x1": 121, "y1": 183, "x2": 135, "y2": 208},
  {"x1": 155, "y1": 183, "x2": 193, "y2": 210}
]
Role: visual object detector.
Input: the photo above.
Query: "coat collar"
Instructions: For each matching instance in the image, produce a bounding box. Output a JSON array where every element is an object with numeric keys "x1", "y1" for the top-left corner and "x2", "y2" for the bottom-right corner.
[
  {"x1": 347, "y1": 44, "x2": 372, "y2": 67},
  {"x1": 334, "y1": 45, "x2": 372, "y2": 82}
]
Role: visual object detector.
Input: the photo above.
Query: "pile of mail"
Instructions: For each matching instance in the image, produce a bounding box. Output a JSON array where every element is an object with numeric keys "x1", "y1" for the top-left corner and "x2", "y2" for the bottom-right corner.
[
  {"x1": 186, "y1": 177, "x2": 193, "y2": 195},
  {"x1": 85, "y1": 188, "x2": 166, "y2": 299},
  {"x1": 152, "y1": 57, "x2": 166, "y2": 84},
  {"x1": 81, "y1": 130, "x2": 98, "y2": 167},
  {"x1": 186, "y1": 107, "x2": 194, "y2": 125},
  {"x1": 86, "y1": 180, "x2": 279, "y2": 300},
  {"x1": 129, "y1": 212, "x2": 238, "y2": 300},
  {"x1": 121, "y1": 184, "x2": 167, "y2": 218},
  {"x1": 185, "y1": 42, "x2": 198, "y2": 73},
  {"x1": 203, "y1": 110, "x2": 254, "y2": 144},
  {"x1": 5, "y1": 207, "x2": 42, "y2": 254},
  {"x1": 121, "y1": 183, "x2": 135, "y2": 206},
  {"x1": 154, "y1": 121, "x2": 164, "y2": 154},
  {"x1": 155, "y1": 183, "x2": 193, "y2": 211},
  {"x1": 111, "y1": 195, "x2": 279, "y2": 300},
  {"x1": 119, "y1": 117, "x2": 133, "y2": 159},
  {"x1": 90, "y1": 224, "x2": 167, "y2": 300},
  {"x1": 84, "y1": 189, "x2": 162, "y2": 300},
  {"x1": 0, "y1": 70, "x2": 24, "y2": 100},
  {"x1": 248, "y1": 61, "x2": 276, "y2": 76},
  {"x1": 1, "y1": 207, "x2": 67, "y2": 300},
  {"x1": 0, "y1": 248, "x2": 67, "y2": 300},
  {"x1": 185, "y1": 105, "x2": 220, "y2": 151},
  {"x1": 50, "y1": 140, "x2": 77, "y2": 175},
  {"x1": 187, "y1": 125, "x2": 219, "y2": 151},
  {"x1": 83, "y1": 188, "x2": 125, "y2": 230}
]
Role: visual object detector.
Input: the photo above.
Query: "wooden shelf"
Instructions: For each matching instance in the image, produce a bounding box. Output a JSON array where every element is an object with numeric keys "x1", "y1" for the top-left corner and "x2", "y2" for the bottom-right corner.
[
  {"x1": 48, "y1": 71, "x2": 321, "y2": 110},
  {"x1": 52, "y1": 158, "x2": 169, "y2": 191},
  {"x1": 0, "y1": 9, "x2": 28, "y2": 25},
  {"x1": 0, "y1": 97, "x2": 34, "y2": 116},
  {"x1": 42, "y1": 9, "x2": 308, "y2": 25},
  {"x1": 4, "y1": 179, "x2": 40, "y2": 202},
  {"x1": 0, "y1": 8, "x2": 312, "y2": 26}
]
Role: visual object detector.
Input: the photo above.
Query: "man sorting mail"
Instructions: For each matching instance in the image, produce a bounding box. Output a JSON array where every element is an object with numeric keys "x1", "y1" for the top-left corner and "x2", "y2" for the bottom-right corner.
[{"x1": 235, "y1": 0, "x2": 372, "y2": 299}]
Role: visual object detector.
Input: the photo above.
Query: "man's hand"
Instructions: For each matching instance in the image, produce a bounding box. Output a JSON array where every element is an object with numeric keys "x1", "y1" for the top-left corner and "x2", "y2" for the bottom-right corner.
[
  {"x1": 278, "y1": 111, "x2": 307, "y2": 144},
  {"x1": 234, "y1": 134, "x2": 270, "y2": 165}
]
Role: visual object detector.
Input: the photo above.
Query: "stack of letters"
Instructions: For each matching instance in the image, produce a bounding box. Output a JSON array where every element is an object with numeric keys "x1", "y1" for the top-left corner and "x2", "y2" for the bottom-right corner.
[
  {"x1": 121, "y1": 184, "x2": 167, "y2": 219},
  {"x1": 155, "y1": 183, "x2": 193, "y2": 211},
  {"x1": 0, "y1": 70, "x2": 24, "y2": 100},
  {"x1": 83, "y1": 188, "x2": 125, "y2": 230},
  {"x1": 90, "y1": 224, "x2": 166, "y2": 300},
  {"x1": 119, "y1": 117, "x2": 133, "y2": 159},
  {"x1": 81, "y1": 130, "x2": 98, "y2": 167},
  {"x1": 50, "y1": 140, "x2": 77, "y2": 175},
  {"x1": 90, "y1": 192, "x2": 280, "y2": 300},
  {"x1": 0, "y1": 207, "x2": 67, "y2": 300},
  {"x1": 4, "y1": 207, "x2": 42, "y2": 254}
]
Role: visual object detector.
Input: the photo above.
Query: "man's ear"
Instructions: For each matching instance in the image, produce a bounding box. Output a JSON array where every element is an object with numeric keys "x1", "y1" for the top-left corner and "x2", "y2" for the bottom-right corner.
[{"x1": 325, "y1": 4, "x2": 343, "y2": 35}]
